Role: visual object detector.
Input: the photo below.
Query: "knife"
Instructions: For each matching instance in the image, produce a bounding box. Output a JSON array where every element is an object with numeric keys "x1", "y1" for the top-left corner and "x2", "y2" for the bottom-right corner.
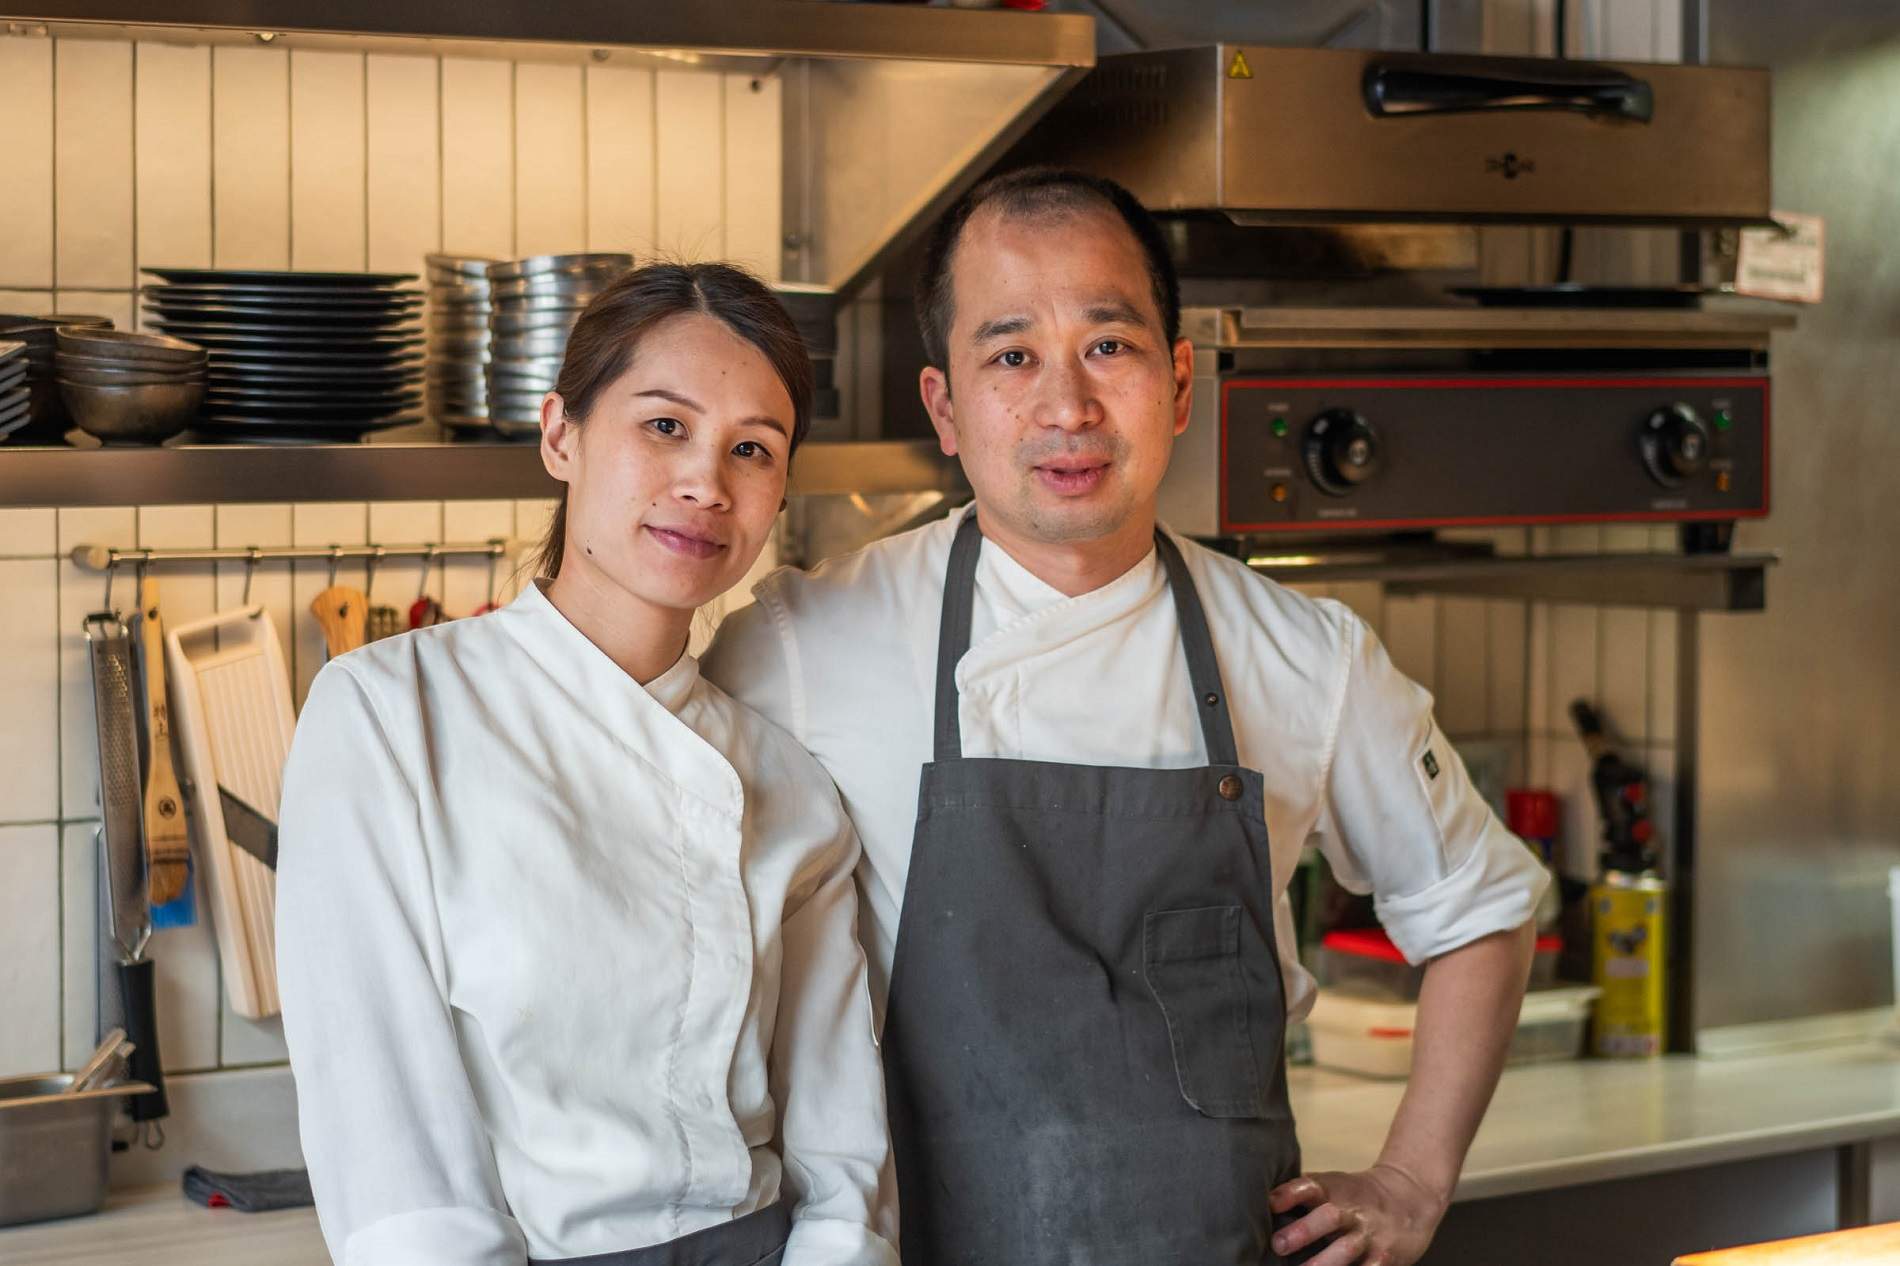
[{"x1": 219, "y1": 786, "x2": 279, "y2": 871}]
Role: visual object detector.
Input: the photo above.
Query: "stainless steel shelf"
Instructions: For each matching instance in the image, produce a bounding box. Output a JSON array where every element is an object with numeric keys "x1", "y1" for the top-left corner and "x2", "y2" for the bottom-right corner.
[
  {"x1": 1250, "y1": 548, "x2": 1776, "y2": 611},
  {"x1": 1186, "y1": 302, "x2": 1799, "y2": 351},
  {"x1": 0, "y1": 0, "x2": 1096, "y2": 67},
  {"x1": 0, "y1": 439, "x2": 966, "y2": 507}
]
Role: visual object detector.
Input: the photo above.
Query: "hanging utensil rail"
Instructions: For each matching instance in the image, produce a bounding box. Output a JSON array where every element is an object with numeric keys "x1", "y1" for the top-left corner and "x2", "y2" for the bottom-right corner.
[{"x1": 69, "y1": 540, "x2": 513, "y2": 572}]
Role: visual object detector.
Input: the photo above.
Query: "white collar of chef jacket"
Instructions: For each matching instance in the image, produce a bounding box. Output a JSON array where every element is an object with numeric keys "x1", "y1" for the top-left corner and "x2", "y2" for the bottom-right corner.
[{"x1": 487, "y1": 580, "x2": 741, "y2": 814}]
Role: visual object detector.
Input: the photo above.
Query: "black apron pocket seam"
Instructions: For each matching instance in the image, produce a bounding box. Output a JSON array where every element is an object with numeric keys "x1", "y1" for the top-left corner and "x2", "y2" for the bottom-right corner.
[{"x1": 1142, "y1": 905, "x2": 1267, "y2": 1120}]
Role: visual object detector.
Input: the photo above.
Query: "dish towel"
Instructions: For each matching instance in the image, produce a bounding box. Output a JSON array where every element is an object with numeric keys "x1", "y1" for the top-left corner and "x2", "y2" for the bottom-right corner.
[{"x1": 181, "y1": 1165, "x2": 314, "y2": 1212}]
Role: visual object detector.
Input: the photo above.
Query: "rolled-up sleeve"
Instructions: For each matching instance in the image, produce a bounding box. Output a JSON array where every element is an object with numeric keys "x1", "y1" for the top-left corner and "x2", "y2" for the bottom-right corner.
[
  {"x1": 770, "y1": 799, "x2": 900, "y2": 1266},
  {"x1": 277, "y1": 663, "x2": 528, "y2": 1266},
  {"x1": 1316, "y1": 610, "x2": 1550, "y2": 965}
]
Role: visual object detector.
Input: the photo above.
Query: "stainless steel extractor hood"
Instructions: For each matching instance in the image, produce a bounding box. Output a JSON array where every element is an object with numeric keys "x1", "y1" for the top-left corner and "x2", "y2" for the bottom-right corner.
[
  {"x1": 1015, "y1": 45, "x2": 1771, "y2": 228},
  {"x1": 0, "y1": 0, "x2": 1095, "y2": 298}
]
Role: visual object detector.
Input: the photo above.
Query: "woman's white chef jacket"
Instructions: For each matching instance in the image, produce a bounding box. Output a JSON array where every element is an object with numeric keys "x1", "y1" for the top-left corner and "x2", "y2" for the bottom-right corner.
[
  {"x1": 276, "y1": 580, "x2": 899, "y2": 1266},
  {"x1": 702, "y1": 506, "x2": 1551, "y2": 1022}
]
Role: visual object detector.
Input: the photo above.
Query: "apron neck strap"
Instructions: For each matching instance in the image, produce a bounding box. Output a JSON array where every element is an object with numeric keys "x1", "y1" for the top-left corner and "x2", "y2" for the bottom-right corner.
[{"x1": 933, "y1": 513, "x2": 1240, "y2": 767}]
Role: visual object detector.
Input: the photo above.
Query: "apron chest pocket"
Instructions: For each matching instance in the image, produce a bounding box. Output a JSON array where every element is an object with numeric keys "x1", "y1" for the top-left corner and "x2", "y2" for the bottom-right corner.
[{"x1": 1142, "y1": 905, "x2": 1265, "y2": 1119}]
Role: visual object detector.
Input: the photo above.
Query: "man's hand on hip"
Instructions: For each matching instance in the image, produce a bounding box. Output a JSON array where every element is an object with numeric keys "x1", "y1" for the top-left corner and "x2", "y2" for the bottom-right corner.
[{"x1": 1268, "y1": 1162, "x2": 1446, "y2": 1266}]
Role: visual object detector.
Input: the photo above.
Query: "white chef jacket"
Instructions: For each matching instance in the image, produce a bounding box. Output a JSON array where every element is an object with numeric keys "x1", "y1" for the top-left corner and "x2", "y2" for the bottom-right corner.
[
  {"x1": 702, "y1": 506, "x2": 1549, "y2": 1024},
  {"x1": 276, "y1": 580, "x2": 898, "y2": 1266}
]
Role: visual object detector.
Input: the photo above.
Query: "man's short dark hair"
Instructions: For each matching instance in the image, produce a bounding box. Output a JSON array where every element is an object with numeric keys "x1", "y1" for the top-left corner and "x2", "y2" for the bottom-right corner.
[{"x1": 914, "y1": 167, "x2": 1181, "y2": 374}]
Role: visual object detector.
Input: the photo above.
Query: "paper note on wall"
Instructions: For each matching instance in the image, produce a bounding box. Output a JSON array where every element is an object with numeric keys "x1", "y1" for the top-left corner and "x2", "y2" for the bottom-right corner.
[{"x1": 1735, "y1": 211, "x2": 1825, "y2": 303}]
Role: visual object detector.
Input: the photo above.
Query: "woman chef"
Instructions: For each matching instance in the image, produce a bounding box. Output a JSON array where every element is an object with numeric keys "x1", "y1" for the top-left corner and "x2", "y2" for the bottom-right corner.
[{"x1": 276, "y1": 263, "x2": 898, "y2": 1266}]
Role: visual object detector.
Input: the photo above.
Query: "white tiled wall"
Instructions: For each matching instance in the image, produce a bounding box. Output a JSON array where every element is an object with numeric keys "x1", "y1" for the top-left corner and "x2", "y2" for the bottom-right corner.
[
  {"x1": 0, "y1": 499, "x2": 557, "y2": 1080},
  {"x1": 0, "y1": 31, "x2": 784, "y2": 319},
  {"x1": 1293, "y1": 522, "x2": 1682, "y2": 886}
]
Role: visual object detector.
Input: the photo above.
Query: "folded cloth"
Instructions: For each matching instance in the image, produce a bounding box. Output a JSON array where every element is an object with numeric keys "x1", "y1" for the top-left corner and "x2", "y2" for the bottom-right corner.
[{"x1": 182, "y1": 1165, "x2": 315, "y2": 1212}]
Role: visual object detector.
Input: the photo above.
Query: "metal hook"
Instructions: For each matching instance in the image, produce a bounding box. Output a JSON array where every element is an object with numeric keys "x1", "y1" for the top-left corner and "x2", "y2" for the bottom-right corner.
[
  {"x1": 242, "y1": 546, "x2": 260, "y2": 605},
  {"x1": 327, "y1": 545, "x2": 342, "y2": 590},
  {"x1": 486, "y1": 542, "x2": 501, "y2": 608},
  {"x1": 102, "y1": 551, "x2": 117, "y2": 612},
  {"x1": 417, "y1": 544, "x2": 437, "y2": 601},
  {"x1": 365, "y1": 544, "x2": 385, "y2": 596}
]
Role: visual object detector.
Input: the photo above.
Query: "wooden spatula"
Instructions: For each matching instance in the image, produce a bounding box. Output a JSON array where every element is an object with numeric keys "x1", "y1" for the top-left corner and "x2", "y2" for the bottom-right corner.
[
  {"x1": 137, "y1": 576, "x2": 192, "y2": 907},
  {"x1": 309, "y1": 585, "x2": 369, "y2": 659}
]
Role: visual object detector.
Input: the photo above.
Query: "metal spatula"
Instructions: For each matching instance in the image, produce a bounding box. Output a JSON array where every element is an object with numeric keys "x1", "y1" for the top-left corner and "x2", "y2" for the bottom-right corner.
[{"x1": 85, "y1": 612, "x2": 168, "y2": 1125}]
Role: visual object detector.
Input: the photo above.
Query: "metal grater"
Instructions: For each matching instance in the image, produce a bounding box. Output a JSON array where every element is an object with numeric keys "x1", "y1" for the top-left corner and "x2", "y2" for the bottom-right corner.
[{"x1": 85, "y1": 613, "x2": 148, "y2": 963}]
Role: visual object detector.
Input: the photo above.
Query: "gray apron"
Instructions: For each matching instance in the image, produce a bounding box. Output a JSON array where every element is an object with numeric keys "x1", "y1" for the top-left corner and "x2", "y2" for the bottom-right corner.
[
  {"x1": 882, "y1": 514, "x2": 1304, "y2": 1265},
  {"x1": 531, "y1": 1199, "x2": 790, "y2": 1266}
]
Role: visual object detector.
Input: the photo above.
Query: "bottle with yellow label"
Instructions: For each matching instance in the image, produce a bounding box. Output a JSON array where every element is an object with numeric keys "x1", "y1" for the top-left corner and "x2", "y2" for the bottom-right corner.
[
  {"x1": 1592, "y1": 869, "x2": 1668, "y2": 1057},
  {"x1": 1571, "y1": 699, "x2": 1669, "y2": 1057}
]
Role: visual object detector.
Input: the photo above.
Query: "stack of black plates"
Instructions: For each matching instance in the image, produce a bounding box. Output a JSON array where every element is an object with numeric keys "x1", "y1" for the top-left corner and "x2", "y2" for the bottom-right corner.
[
  {"x1": 0, "y1": 313, "x2": 113, "y2": 442},
  {"x1": 140, "y1": 268, "x2": 424, "y2": 443},
  {"x1": 0, "y1": 340, "x2": 29, "y2": 441},
  {"x1": 425, "y1": 255, "x2": 497, "y2": 437},
  {"x1": 487, "y1": 253, "x2": 632, "y2": 439}
]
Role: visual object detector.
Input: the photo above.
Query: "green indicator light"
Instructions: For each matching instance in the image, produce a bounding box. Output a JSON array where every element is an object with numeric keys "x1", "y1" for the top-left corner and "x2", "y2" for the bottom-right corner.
[
  {"x1": 1270, "y1": 416, "x2": 1289, "y2": 438},
  {"x1": 1714, "y1": 409, "x2": 1733, "y2": 432}
]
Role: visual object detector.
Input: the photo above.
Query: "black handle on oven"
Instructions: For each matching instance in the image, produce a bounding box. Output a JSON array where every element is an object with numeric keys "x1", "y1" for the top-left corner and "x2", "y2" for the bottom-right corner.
[{"x1": 1363, "y1": 56, "x2": 1654, "y2": 123}]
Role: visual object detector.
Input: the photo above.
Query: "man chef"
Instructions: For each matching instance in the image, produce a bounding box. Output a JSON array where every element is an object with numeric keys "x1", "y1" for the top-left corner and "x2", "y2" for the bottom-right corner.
[{"x1": 703, "y1": 167, "x2": 1548, "y2": 1266}]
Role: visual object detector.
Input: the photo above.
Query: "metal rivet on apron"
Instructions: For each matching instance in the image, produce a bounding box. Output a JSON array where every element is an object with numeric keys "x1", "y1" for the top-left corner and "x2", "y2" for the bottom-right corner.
[
  {"x1": 1218, "y1": 775, "x2": 1243, "y2": 801},
  {"x1": 1203, "y1": 692, "x2": 1219, "y2": 706}
]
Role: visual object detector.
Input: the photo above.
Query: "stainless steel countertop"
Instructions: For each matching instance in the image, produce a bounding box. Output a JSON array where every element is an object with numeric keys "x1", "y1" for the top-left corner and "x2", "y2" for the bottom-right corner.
[
  {"x1": 6, "y1": 1042, "x2": 1898, "y2": 1262},
  {"x1": 1294, "y1": 1039, "x2": 1900, "y2": 1201}
]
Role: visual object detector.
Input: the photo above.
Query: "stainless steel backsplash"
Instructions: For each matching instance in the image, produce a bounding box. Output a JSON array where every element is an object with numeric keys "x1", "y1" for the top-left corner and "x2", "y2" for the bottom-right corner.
[{"x1": 1696, "y1": 0, "x2": 1900, "y2": 1035}]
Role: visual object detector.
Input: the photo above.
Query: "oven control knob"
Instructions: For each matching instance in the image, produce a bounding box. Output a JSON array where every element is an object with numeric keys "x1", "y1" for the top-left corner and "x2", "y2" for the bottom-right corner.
[
  {"x1": 1640, "y1": 403, "x2": 1711, "y2": 488},
  {"x1": 1303, "y1": 409, "x2": 1380, "y2": 497}
]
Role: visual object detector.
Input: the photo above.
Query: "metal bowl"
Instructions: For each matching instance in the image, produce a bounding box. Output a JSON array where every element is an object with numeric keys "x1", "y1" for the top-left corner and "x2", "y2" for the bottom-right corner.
[
  {"x1": 57, "y1": 327, "x2": 205, "y2": 365},
  {"x1": 486, "y1": 252, "x2": 631, "y2": 281},
  {"x1": 59, "y1": 377, "x2": 203, "y2": 444},
  {"x1": 426, "y1": 253, "x2": 499, "y2": 283},
  {"x1": 58, "y1": 349, "x2": 206, "y2": 374},
  {"x1": 60, "y1": 366, "x2": 207, "y2": 390}
]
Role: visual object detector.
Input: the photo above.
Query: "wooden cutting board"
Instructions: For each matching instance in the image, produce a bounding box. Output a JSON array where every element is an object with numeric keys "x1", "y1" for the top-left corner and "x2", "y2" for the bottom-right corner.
[{"x1": 1674, "y1": 1222, "x2": 1900, "y2": 1264}]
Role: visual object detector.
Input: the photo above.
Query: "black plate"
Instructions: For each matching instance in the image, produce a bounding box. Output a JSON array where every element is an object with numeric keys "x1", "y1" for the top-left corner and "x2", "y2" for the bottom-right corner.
[
  {"x1": 144, "y1": 282, "x2": 424, "y2": 302},
  {"x1": 145, "y1": 295, "x2": 422, "y2": 317},
  {"x1": 197, "y1": 397, "x2": 421, "y2": 420},
  {"x1": 191, "y1": 411, "x2": 422, "y2": 440},
  {"x1": 145, "y1": 303, "x2": 421, "y2": 330},
  {"x1": 145, "y1": 283, "x2": 421, "y2": 301},
  {"x1": 204, "y1": 390, "x2": 424, "y2": 410},
  {"x1": 143, "y1": 268, "x2": 417, "y2": 288},
  {"x1": 210, "y1": 366, "x2": 424, "y2": 387},
  {"x1": 204, "y1": 345, "x2": 423, "y2": 367},
  {"x1": 147, "y1": 324, "x2": 424, "y2": 351}
]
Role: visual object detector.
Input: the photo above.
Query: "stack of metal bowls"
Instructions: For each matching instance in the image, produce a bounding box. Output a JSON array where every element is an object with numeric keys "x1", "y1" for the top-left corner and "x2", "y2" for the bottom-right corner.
[
  {"x1": 486, "y1": 253, "x2": 632, "y2": 439},
  {"x1": 424, "y1": 254, "x2": 496, "y2": 437},
  {"x1": 0, "y1": 313, "x2": 114, "y2": 442},
  {"x1": 55, "y1": 328, "x2": 208, "y2": 446},
  {"x1": 0, "y1": 341, "x2": 29, "y2": 441}
]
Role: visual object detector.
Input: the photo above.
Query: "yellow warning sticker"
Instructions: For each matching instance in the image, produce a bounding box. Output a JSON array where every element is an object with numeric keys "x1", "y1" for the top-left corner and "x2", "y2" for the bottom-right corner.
[{"x1": 1227, "y1": 50, "x2": 1253, "y2": 80}]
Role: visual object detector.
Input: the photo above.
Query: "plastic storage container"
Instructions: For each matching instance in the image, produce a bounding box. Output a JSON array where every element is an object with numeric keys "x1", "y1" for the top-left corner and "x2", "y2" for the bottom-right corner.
[
  {"x1": 1317, "y1": 928, "x2": 1563, "y2": 1000},
  {"x1": 1306, "y1": 984, "x2": 1601, "y2": 1079}
]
